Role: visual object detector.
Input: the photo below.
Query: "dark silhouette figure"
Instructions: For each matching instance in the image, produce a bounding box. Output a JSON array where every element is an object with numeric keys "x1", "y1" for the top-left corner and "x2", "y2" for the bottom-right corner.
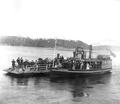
[
  {"x1": 12, "y1": 59, "x2": 15, "y2": 69},
  {"x1": 20, "y1": 57, "x2": 23, "y2": 68},
  {"x1": 16, "y1": 57, "x2": 20, "y2": 67}
]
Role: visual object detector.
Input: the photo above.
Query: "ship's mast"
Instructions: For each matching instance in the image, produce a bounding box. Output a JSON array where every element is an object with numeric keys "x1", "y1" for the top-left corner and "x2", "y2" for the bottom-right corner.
[{"x1": 52, "y1": 38, "x2": 57, "y2": 67}]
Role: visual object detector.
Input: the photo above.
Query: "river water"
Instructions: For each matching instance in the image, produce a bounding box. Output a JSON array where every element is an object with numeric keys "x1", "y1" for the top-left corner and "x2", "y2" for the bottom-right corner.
[{"x1": 0, "y1": 46, "x2": 120, "y2": 104}]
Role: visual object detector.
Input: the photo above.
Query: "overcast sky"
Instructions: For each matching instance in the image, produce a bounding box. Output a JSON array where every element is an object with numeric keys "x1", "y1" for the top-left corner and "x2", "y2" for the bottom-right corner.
[{"x1": 0, "y1": 0, "x2": 120, "y2": 45}]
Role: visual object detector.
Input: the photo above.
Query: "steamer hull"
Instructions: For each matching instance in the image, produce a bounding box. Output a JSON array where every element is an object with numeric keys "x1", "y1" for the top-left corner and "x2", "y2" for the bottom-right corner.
[{"x1": 50, "y1": 68, "x2": 112, "y2": 76}]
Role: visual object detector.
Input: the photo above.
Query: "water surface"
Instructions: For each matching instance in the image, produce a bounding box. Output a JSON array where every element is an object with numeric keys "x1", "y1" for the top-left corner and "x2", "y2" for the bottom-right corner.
[{"x1": 0, "y1": 46, "x2": 120, "y2": 104}]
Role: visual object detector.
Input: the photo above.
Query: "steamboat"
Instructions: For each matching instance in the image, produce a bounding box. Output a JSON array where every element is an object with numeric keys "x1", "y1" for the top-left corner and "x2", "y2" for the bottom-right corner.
[
  {"x1": 50, "y1": 45, "x2": 112, "y2": 76},
  {"x1": 4, "y1": 45, "x2": 113, "y2": 77}
]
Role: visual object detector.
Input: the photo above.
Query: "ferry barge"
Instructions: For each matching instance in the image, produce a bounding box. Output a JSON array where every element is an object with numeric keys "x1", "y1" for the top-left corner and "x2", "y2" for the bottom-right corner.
[
  {"x1": 50, "y1": 45, "x2": 112, "y2": 76},
  {"x1": 4, "y1": 64, "x2": 51, "y2": 77}
]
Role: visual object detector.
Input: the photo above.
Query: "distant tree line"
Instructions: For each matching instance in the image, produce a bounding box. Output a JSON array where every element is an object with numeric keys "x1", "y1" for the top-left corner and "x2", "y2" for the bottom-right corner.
[{"x1": 0, "y1": 36, "x2": 89, "y2": 49}]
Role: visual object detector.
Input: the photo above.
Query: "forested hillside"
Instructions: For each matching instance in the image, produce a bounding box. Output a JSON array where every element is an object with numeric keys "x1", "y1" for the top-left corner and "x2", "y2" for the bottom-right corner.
[{"x1": 0, "y1": 36, "x2": 89, "y2": 49}]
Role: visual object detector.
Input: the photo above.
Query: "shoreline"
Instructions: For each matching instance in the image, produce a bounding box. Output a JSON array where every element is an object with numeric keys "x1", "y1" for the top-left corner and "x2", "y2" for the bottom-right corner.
[{"x1": 0, "y1": 44, "x2": 74, "y2": 51}]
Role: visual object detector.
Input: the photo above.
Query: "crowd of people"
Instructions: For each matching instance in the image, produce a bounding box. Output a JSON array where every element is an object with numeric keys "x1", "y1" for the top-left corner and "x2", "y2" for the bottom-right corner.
[
  {"x1": 11, "y1": 54, "x2": 66, "y2": 70},
  {"x1": 11, "y1": 57, "x2": 53, "y2": 69},
  {"x1": 11, "y1": 54, "x2": 103, "y2": 71},
  {"x1": 60, "y1": 58, "x2": 102, "y2": 70}
]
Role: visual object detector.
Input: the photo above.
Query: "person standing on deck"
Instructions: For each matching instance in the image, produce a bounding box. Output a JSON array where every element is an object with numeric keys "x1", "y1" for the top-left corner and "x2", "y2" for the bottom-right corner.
[
  {"x1": 79, "y1": 61, "x2": 81, "y2": 70},
  {"x1": 16, "y1": 57, "x2": 20, "y2": 67},
  {"x1": 72, "y1": 60, "x2": 76, "y2": 70},
  {"x1": 23, "y1": 59, "x2": 28, "y2": 69},
  {"x1": 20, "y1": 57, "x2": 23, "y2": 68},
  {"x1": 12, "y1": 59, "x2": 15, "y2": 69},
  {"x1": 80, "y1": 61, "x2": 83, "y2": 70}
]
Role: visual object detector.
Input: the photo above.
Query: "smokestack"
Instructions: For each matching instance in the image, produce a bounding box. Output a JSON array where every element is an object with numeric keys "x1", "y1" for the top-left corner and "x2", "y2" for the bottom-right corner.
[
  {"x1": 57, "y1": 53, "x2": 60, "y2": 59},
  {"x1": 89, "y1": 45, "x2": 92, "y2": 59},
  {"x1": 73, "y1": 51, "x2": 76, "y2": 58}
]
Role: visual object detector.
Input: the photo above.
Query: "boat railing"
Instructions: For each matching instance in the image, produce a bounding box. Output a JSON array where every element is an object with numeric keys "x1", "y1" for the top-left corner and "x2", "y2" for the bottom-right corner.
[{"x1": 26, "y1": 64, "x2": 49, "y2": 70}]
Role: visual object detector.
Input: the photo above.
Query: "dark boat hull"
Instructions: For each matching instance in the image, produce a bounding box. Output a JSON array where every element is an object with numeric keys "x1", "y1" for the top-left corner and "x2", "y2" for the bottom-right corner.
[
  {"x1": 50, "y1": 68, "x2": 112, "y2": 77},
  {"x1": 4, "y1": 67, "x2": 112, "y2": 77},
  {"x1": 6, "y1": 71, "x2": 50, "y2": 77},
  {"x1": 4, "y1": 68, "x2": 50, "y2": 77}
]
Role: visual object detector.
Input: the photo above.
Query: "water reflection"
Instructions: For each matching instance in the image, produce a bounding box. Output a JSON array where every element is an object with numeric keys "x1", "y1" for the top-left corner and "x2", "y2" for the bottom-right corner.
[
  {"x1": 50, "y1": 73, "x2": 112, "y2": 98},
  {"x1": 6, "y1": 76, "x2": 29, "y2": 86},
  {"x1": 16, "y1": 78, "x2": 29, "y2": 86},
  {"x1": 7, "y1": 73, "x2": 112, "y2": 88},
  {"x1": 7, "y1": 75, "x2": 50, "y2": 87},
  {"x1": 2, "y1": 68, "x2": 114, "y2": 103}
]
